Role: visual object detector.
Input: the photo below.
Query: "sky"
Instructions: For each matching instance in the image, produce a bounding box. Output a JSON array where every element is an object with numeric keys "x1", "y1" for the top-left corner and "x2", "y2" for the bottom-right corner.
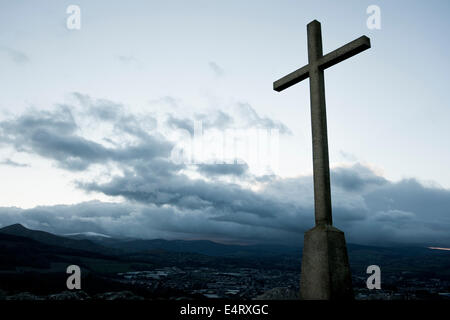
[{"x1": 0, "y1": 0, "x2": 449, "y2": 246}]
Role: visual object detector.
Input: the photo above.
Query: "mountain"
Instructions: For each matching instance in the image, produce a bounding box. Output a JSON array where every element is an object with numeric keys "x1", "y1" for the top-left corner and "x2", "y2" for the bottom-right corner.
[
  {"x1": 0, "y1": 224, "x2": 116, "y2": 255},
  {"x1": 0, "y1": 231, "x2": 161, "y2": 297},
  {"x1": 1, "y1": 223, "x2": 449, "y2": 278},
  {"x1": 104, "y1": 238, "x2": 300, "y2": 257},
  {"x1": 0, "y1": 231, "x2": 117, "y2": 271},
  {"x1": 1, "y1": 223, "x2": 450, "y2": 300}
]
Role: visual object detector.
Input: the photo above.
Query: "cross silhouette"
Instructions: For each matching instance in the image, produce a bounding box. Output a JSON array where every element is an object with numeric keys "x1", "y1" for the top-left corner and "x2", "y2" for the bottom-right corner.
[{"x1": 274, "y1": 20, "x2": 370, "y2": 226}]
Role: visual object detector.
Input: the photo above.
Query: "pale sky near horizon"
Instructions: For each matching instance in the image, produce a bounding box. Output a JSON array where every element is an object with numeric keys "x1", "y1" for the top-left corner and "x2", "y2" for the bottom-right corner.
[{"x1": 0, "y1": 1, "x2": 449, "y2": 245}]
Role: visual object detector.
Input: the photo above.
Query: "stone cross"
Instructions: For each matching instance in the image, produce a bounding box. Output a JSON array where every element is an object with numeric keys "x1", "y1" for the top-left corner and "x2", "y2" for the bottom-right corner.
[
  {"x1": 273, "y1": 20, "x2": 371, "y2": 300},
  {"x1": 274, "y1": 20, "x2": 370, "y2": 226}
]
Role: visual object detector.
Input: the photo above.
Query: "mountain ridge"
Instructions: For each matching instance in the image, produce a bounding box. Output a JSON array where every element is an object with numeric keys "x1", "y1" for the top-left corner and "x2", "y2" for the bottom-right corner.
[{"x1": 0, "y1": 223, "x2": 117, "y2": 255}]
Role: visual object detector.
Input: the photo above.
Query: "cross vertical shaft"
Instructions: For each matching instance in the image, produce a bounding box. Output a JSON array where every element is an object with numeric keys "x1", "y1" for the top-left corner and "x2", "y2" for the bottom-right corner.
[
  {"x1": 273, "y1": 19, "x2": 371, "y2": 300},
  {"x1": 307, "y1": 21, "x2": 332, "y2": 226}
]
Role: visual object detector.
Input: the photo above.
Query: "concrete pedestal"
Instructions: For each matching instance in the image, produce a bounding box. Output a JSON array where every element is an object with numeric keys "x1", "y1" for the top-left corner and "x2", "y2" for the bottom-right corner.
[{"x1": 300, "y1": 224, "x2": 353, "y2": 300}]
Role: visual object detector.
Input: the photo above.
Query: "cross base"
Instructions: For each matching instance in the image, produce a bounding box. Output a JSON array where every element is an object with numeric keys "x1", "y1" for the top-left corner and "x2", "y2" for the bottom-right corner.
[{"x1": 300, "y1": 224, "x2": 353, "y2": 300}]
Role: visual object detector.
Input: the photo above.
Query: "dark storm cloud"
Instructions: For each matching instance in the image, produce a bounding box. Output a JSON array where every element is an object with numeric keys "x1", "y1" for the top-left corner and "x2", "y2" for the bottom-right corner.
[
  {"x1": 75, "y1": 158, "x2": 450, "y2": 246},
  {"x1": 79, "y1": 161, "x2": 287, "y2": 219},
  {"x1": 0, "y1": 201, "x2": 304, "y2": 243},
  {"x1": 1, "y1": 164, "x2": 449, "y2": 245},
  {"x1": 0, "y1": 99, "x2": 171, "y2": 171},
  {"x1": 1, "y1": 96, "x2": 449, "y2": 246},
  {"x1": 0, "y1": 164, "x2": 449, "y2": 245},
  {"x1": 73, "y1": 92, "x2": 159, "y2": 140},
  {"x1": 331, "y1": 164, "x2": 388, "y2": 191},
  {"x1": 261, "y1": 166, "x2": 450, "y2": 246}
]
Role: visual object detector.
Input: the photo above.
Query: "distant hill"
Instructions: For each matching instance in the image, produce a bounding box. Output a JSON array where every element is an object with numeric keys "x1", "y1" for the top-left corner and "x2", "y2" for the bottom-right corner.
[
  {"x1": 107, "y1": 238, "x2": 300, "y2": 257},
  {"x1": 1, "y1": 222, "x2": 450, "y2": 300},
  {"x1": 0, "y1": 224, "x2": 116, "y2": 255},
  {"x1": 347, "y1": 243, "x2": 450, "y2": 278},
  {"x1": 1, "y1": 223, "x2": 449, "y2": 279},
  {"x1": 0, "y1": 231, "x2": 117, "y2": 271}
]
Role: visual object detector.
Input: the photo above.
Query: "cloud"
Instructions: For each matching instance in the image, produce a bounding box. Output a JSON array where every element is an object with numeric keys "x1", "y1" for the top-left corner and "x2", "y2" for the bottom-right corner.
[
  {"x1": 208, "y1": 61, "x2": 224, "y2": 77},
  {"x1": 78, "y1": 161, "x2": 288, "y2": 220},
  {"x1": 0, "y1": 158, "x2": 29, "y2": 167},
  {"x1": 72, "y1": 161, "x2": 450, "y2": 246},
  {"x1": 195, "y1": 110, "x2": 234, "y2": 131},
  {"x1": 1, "y1": 95, "x2": 449, "y2": 246},
  {"x1": 0, "y1": 46, "x2": 29, "y2": 64},
  {"x1": 0, "y1": 201, "x2": 302, "y2": 243},
  {"x1": 166, "y1": 110, "x2": 234, "y2": 136},
  {"x1": 0, "y1": 97, "x2": 171, "y2": 171},
  {"x1": 117, "y1": 55, "x2": 139, "y2": 65},
  {"x1": 0, "y1": 162, "x2": 449, "y2": 246},
  {"x1": 165, "y1": 102, "x2": 290, "y2": 140},
  {"x1": 72, "y1": 92, "x2": 123, "y2": 121},
  {"x1": 236, "y1": 103, "x2": 292, "y2": 135},
  {"x1": 1, "y1": 164, "x2": 449, "y2": 246},
  {"x1": 166, "y1": 115, "x2": 195, "y2": 136},
  {"x1": 331, "y1": 163, "x2": 387, "y2": 192}
]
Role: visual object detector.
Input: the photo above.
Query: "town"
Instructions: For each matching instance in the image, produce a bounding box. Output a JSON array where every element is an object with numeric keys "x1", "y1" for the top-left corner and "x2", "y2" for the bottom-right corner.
[{"x1": 116, "y1": 266, "x2": 450, "y2": 300}]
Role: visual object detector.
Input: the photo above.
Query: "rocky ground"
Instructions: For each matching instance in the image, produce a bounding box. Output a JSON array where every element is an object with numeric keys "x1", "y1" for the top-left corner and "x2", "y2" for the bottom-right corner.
[
  {"x1": 0, "y1": 290, "x2": 145, "y2": 301},
  {"x1": 0, "y1": 287, "x2": 300, "y2": 301}
]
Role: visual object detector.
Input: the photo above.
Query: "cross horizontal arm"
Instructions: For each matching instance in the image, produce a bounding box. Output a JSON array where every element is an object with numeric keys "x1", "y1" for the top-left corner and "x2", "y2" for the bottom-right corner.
[
  {"x1": 273, "y1": 64, "x2": 309, "y2": 92},
  {"x1": 273, "y1": 36, "x2": 370, "y2": 92},
  {"x1": 318, "y1": 36, "x2": 370, "y2": 70}
]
